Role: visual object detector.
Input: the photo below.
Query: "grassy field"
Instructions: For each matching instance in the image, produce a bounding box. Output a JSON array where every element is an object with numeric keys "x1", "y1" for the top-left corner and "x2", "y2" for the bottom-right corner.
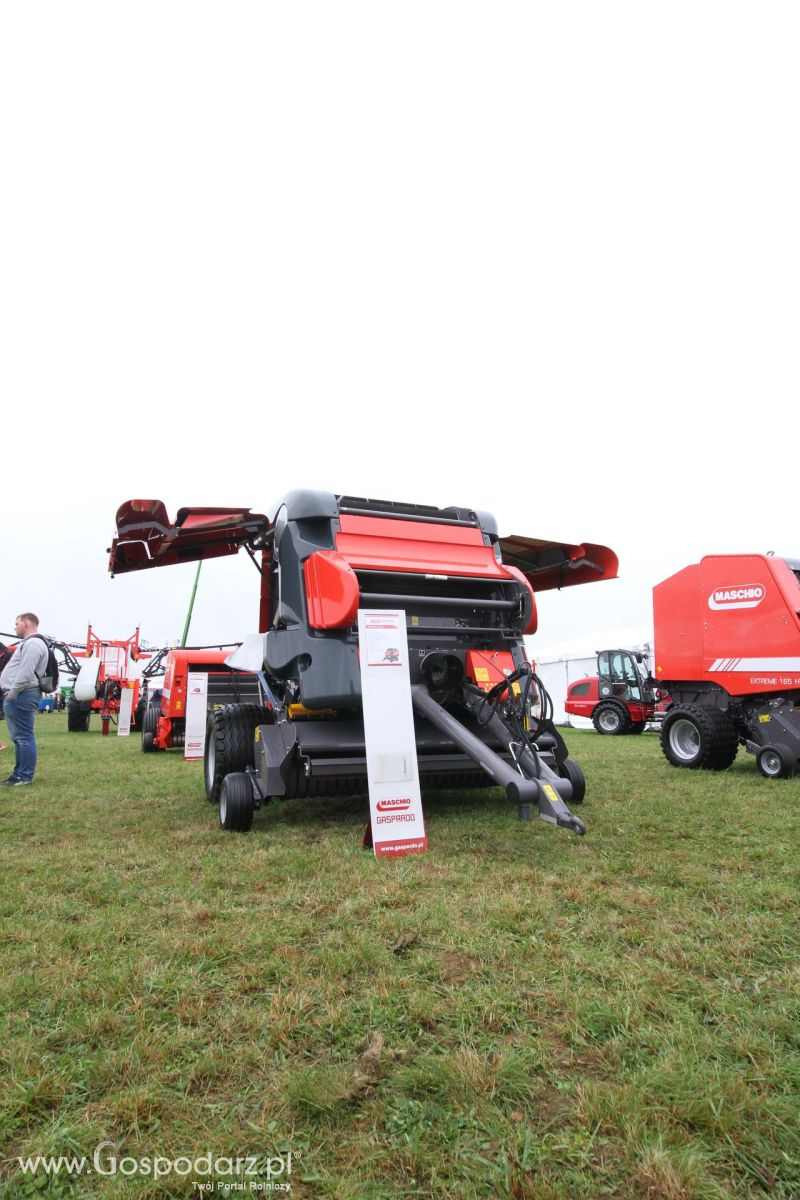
[{"x1": 0, "y1": 715, "x2": 798, "y2": 1199}]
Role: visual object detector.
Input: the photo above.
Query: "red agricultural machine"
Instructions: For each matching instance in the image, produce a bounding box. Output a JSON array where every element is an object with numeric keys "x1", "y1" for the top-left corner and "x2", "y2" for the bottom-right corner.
[
  {"x1": 653, "y1": 554, "x2": 800, "y2": 778},
  {"x1": 564, "y1": 649, "x2": 669, "y2": 734},
  {"x1": 68, "y1": 626, "x2": 149, "y2": 735},
  {"x1": 139, "y1": 646, "x2": 262, "y2": 752},
  {"x1": 109, "y1": 491, "x2": 618, "y2": 834}
]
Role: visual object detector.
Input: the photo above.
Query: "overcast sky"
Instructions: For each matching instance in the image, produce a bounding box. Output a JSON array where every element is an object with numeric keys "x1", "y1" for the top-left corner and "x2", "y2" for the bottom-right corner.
[{"x1": 1, "y1": 2, "x2": 797, "y2": 656}]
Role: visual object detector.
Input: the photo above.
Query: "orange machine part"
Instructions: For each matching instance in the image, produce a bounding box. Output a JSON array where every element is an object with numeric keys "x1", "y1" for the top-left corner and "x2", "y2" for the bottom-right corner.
[{"x1": 465, "y1": 649, "x2": 519, "y2": 699}]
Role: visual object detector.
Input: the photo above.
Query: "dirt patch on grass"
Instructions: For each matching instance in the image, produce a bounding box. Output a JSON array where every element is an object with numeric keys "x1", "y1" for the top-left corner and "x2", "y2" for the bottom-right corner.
[{"x1": 439, "y1": 951, "x2": 480, "y2": 984}]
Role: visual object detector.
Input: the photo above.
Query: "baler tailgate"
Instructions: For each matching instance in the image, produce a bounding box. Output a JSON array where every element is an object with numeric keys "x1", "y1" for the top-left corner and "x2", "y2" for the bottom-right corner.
[
  {"x1": 109, "y1": 501, "x2": 270, "y2": 574},
  {"x1": 499, "y1": 536, "x2": 618, "y2": 592}
]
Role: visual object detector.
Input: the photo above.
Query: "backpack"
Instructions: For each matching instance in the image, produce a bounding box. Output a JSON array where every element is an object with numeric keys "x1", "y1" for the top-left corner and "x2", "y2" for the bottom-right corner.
[
  {"x1": 31, "y1": 635, "x2": 59, "y2": 694},
  {"x1": 0, "y1": 642, "x2": 12, "y2": 674}
]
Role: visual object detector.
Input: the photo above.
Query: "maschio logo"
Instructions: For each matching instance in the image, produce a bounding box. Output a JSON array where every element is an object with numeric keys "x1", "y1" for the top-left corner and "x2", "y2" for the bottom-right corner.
[
  {"x1": 708, "y1": 584, "x2": 766, "y2": 611},
  {"x1": 376, "y1": 797, "x2": 412, "y2": 812}
]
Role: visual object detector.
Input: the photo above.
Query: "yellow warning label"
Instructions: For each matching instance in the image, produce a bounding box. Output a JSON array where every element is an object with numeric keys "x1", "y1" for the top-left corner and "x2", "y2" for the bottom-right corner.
[
  {"x1": 412, "y1": 615, "x2": 420, "y2": 626},
  {"x1": 474, "y1": 667, "x2": 490, "y2": 681},
  {"x1": 175, "y1": 701, "x2": 182, "y2": 711},
  {"x1": 512, "y1": 682, "x2": 521, "y2": 696},
  {"x1": 255, "y1": 726, "x2": 261, "y2": 742},
  {"x1": 543, "y1": 784, "x2": 559, "y2": 803},
  {"x1": 759, "y1": 714, "x2": 771, "y2": 723}
]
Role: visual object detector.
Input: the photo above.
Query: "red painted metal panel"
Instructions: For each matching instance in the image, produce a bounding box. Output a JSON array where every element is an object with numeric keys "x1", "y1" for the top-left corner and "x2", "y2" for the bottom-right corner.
[
  {"x1": 304, "y1": 551, "x2": 361, "y2": 629},
  {"x1": 335, "y1": 515, "x2": 506, "y2": 578}
]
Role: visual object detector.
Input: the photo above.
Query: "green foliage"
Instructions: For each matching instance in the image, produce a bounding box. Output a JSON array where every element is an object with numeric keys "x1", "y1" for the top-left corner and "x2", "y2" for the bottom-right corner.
[{"x1": 0, "y1": 718, "x2": 798, "y2": 1197}]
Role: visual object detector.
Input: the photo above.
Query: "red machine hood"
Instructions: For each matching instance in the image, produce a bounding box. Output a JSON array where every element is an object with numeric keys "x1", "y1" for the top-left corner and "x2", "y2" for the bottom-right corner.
[{"x1": 108, "y1": 500, "x2": 270, "y2": 574}]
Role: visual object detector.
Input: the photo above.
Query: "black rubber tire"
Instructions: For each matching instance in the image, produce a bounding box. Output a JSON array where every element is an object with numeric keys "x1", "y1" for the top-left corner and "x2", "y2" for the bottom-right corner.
[
  {"x1": 592, "y1": 702, "x2": 630, "y2": 735},
  {"x1": 67, "y1": 698, "x2": 91, "y2": 732},
  {"x1": 219, "y1": 771, "x2": 255, "y2": 832},
  {"x1": 756, "y1": 743, "x2": 795, "y2": 780},
  {"x1": 204, "y1": 704, "x2": 270, "y2": 804},
  {"x1": 660, "y1": 705, "x2": 738, "y2": 771},
  {"x1": 558, "y1": 756, "x2": 586, "y2": 804},
  {"x1": 141, "y1": 704, "x2": 159, "y2": 746},
  {"x1": 142, "y1": 731, "x2": 156, "y2": 753}
]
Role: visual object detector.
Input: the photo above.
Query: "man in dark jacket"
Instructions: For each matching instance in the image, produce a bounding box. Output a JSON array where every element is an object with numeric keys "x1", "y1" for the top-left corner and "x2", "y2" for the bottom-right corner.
[{"x1": 0, "y1": 613, "x2": 48, "y2": 786}]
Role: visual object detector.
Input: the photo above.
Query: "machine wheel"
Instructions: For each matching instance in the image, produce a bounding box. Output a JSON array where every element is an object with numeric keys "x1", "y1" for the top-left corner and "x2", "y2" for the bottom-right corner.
[
  {"x1": 142, "y1": 705, "x2": 159, "y2": 734},
  {"x1": 629, "y1": 721, "x2": 646, "y2": 734},
  {"x1": 661, "y1": 706, "x2": 738, "y2": 771},
  {"x1": 756, "y1": 743, "x2": 795, "y2": 780},
  {"x1": 142, "y1": 731, "x2": 156, "y2": 753},
  {"x1": 219, "y1": 772, "x2": 255, "y2": 832},
  {"x1": 133, "y1": 699, "x2": 146, "y2": 731},
  {"x1": 593, "y1": 702, "x2": 630, "y2": 735},
  {"x1": 67, "y1": 698, "x2": 91, "y2": 732},
  {"x1": 204, "y1": 704, "x2": 270, "y2": 804},
  {"x1": 558, "y1": 756, "x2": 586, "y2": 804}
]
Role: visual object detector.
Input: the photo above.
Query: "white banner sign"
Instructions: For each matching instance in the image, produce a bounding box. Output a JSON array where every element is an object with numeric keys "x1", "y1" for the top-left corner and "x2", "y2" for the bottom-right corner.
[
  {"x1": 184, "y1": 672, "x2": 209, "y2": 760},
  {"x1": 357, "y1": 609, "x2": 427, "y2": 858},
  {"x1": 116, "y1": 684, "x2": 134, "y2": 737}
]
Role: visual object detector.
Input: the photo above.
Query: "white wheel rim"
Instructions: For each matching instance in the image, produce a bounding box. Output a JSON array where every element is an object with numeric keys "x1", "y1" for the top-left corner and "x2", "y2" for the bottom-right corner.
[{"x1": 669, "y1": 718, "x2": 700, "y2": 762}]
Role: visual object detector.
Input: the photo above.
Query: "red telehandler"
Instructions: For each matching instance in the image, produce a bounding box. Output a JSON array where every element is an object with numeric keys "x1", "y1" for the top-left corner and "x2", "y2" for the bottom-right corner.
[
  {"x1": 564, "y1": 649, "x2": 669, "y2": 734},
  {"x1": 109, "y1": 491, "x2": 618, "y2": 835},
  {"x1": 653, "y1": 554, "x2": 800, "y2": 778}
]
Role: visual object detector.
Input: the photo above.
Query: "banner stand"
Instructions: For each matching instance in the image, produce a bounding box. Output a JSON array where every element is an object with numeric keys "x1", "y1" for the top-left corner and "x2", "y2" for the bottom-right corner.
[
  {"x1": 116, "y1": 684, "x2": 134, "y2": 737},
  {"x1": 357, "y1": 609, "x2": 427, "y2": 858},
  {"x1": 184, "y1": 672, "x2": 209, "y2": 760}
]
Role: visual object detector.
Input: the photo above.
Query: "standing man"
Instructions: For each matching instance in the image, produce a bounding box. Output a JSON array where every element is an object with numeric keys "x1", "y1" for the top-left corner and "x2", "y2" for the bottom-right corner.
[{"x1": 0, "y1": 613, "x2": 48, "y2": 786}]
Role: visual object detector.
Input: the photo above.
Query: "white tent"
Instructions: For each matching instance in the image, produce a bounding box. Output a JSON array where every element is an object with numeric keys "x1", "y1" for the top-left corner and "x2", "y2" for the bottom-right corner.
[{"x1": 526, "y1": 624, "x2": 655, "y2": 726}]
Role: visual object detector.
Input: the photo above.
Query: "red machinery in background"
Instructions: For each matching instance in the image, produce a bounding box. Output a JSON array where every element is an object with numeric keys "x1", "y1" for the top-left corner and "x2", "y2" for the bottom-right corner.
[
  {"x1": 565, "y1": 649, "x2": 670, "y2": 734},
  {"x1": 68, "y1": 626, "x2": 149, "y2": 735},
  {"x1": 139, "y1": 646, "x2": 261, "y2": 752},
  {"x1": 654, "y1": 554, "x2": 800, "y2": 778}
]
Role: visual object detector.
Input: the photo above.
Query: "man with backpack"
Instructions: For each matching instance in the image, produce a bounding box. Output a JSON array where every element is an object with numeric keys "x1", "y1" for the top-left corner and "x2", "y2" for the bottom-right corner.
[{"x1": 0, "y1": 613, "x2": 51, "y2": 786}]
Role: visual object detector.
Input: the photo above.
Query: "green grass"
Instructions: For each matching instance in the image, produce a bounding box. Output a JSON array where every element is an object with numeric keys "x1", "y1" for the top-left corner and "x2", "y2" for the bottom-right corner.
[{"x1": 0, "y1": 717, "x2": 798, "y2": 1198}]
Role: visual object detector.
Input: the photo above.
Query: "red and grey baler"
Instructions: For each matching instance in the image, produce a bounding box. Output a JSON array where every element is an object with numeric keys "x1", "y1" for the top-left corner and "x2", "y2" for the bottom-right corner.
[{"x1": 109, "y1": 492, "x2": 617, "y2": 833}]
